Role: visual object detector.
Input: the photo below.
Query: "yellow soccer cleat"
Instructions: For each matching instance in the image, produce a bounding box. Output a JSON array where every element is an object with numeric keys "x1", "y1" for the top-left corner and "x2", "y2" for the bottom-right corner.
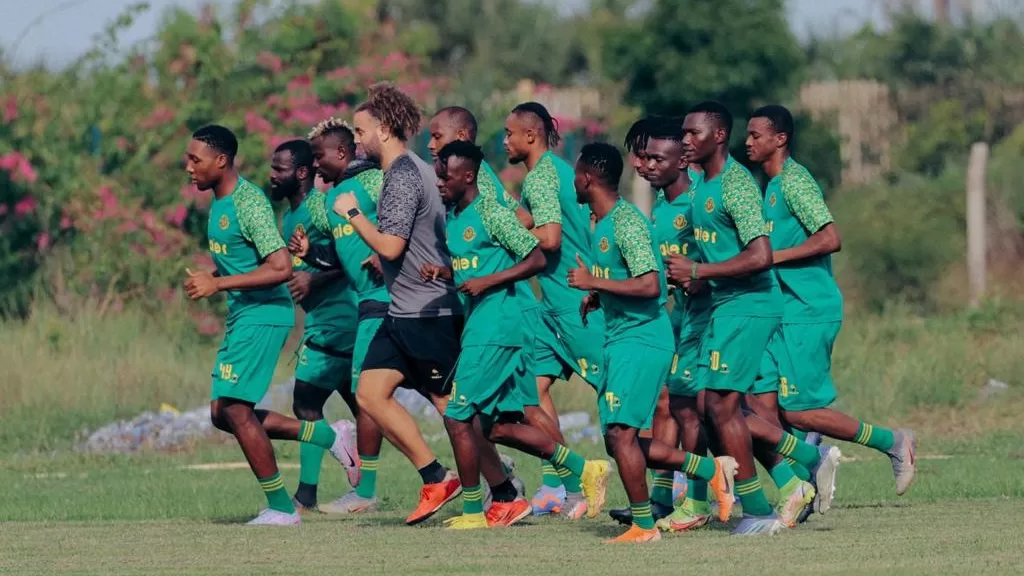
[
  {"x1": 580, "y1": 459, "x2": 611, "y2": 519},
  {"x1": 443, "y1": 512, "x2": 489, "y2": 530}
]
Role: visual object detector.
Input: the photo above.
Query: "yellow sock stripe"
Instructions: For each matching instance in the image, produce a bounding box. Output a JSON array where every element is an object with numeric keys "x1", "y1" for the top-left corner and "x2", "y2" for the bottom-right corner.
[
  {"x1": 260, "y1": 478, "x2": 286, "y2": 492},
  {"x1": 684, "y1": 457, "x2": 700, "y2": 476},
  {"x1": 734, "y1": 479, "x2": 762, "y2": 496},
  {"x1": 463, "y1": 488, "x2": 484, "y2": 501},
  {"x1": 784, "y1": 457, "x2": 797, "y2": 467},
  {"x1": 556, "y1": 468, "x2": 573, "y2": 478},
  {"x1": 299, "y1": 422, "x2": 313, "y2": 443},
  {"x1": 552, "y1": 445, "x2": 568, "y2": 466},
  {"x1": 653, "y1": 478, "x2": 675, "y2": 488},
  {"x1": 856, "y1": 423, "x2": 873, "y2": 444},
  {"x1": 360, "y1": 461, "x2": 380, "y2": 471},
  {"x1": 781, "y1": 434, "x2": 797, "y2": 456},
  {"x1": 631, "y1": 504, "x2": 652, "y2": 515}
]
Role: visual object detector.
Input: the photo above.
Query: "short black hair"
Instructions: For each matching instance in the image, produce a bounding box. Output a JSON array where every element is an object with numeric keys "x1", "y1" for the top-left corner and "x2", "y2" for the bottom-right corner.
[
  {"x1": 437, "y1": 140, "x2": 484, "y2": 174},
  {"x1": 646, "y1": 115, "x2": 685, "y2": 143},
  {"x1": 751, "y1": 105, "x2": 795, "y2": 148},
  {"x1": 192, "y1": 125, "x2": 238, "y2": 161},
  {"x1": 319, "y1": 122, "x2": 357, "y2": 156},
  {"x1": 686, "y1": 101, "x2": 733, "y2": 138},
  {"x1": 578, "y1": 142, "x2": 624, "y2": 189},
  {"x1": 436, "y1": 106, "x2": 478, "y2": 143},
  {"x1": 512, "y1": 101, "x2": 561, "y2": 148},
  {"x1": 274, "y1": 140, "x2": 314, "y2": 180}
]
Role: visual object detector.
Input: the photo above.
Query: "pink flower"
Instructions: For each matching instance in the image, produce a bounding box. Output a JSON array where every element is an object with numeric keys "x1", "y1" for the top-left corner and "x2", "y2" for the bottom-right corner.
[
  {"x1": 167, "y1": 204, "x2": 188, "y2": 227},
  {"x1": 60, "y1": 212, "x2": 72, "y2": 229},
  {"x1": 0, "y1": 153, "x2": 17, "y2": 171},
  {"x1": 117, "y1": 221, "x2": 139, "y2": 233},
  {"x1": 36, "y1": 232, "x2": 50, "y2": 251},
  {"x1": 140, "y1": 105, "x2": 175, "y2": 129},
  {"x1": 98, "y1": 186, "x2": 118, "y2": 211},
  {"x1": 158, "y1": 287, "x2": 176, "y2": 303},
  {"x1": 116, "y1": 137, "x2": 129, "y2": 151},
  {"x1": 193, "y1": 253, "x2": 214, "y2": 269},
  {"x1": 256, "y1": 51, "x2": 283, "y2": 74},
  {"x1": 14, "y1": 196, "x2": 36, "y2": 216},
  {"x1": 0, "y1": 152, "x2": 36, "y2": 183},
  {"x1": 326, "y1": 67, "x2": 352, "y2": 80},
  {"x1": 356, "y1": 64, "x2": 374, "y2": 76},
  {"x1": 287, "y1": 75, "x2": 312, "y2": 91},
  {"x1": 245, "y1": 112, "x2": 274, "y2": 135},
  {"x1": 194, "y1": 312, "x2": 221, "y2": 336},
  {"x1": 268, "y1": 135, "x2": 295, "y2": 152},
  {"x1": 0, "y1": 204, "x2": 8, "y2": 217},
  {"x1": 2, "y1": 97, "x2": 17, "y2": 123},
  {"x1": 266, "y1": 95, "x2": 283, "y2": 108},
  {"x1": 382, "y1": 52, "x2": 408, "y2": 71},
  {"x1": 14, "y1": 157, "x2": 37, "y2": 184},
  {"x1": 142, "y1": 210, "x2": 156, "y2": 230}
]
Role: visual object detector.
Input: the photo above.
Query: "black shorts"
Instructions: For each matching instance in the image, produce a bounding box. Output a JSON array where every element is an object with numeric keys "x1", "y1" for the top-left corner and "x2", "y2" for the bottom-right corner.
[{"x1": 362, "y1": 314, "x2": 464, "y2": 396}]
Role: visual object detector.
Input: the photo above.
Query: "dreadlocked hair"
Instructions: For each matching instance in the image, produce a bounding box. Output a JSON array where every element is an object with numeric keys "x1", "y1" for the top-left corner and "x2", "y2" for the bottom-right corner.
[
  {"x1": 355, "y1": 82, "x2": 422, "y2": 142},
  {"x1": 511, "y1": 101, "x2": 561, "y2": 148}
]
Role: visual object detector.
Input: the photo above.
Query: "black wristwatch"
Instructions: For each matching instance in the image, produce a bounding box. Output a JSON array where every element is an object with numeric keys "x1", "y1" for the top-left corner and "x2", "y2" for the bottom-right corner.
[{"x1": 346, "y1": 207, "x2": 362, "y2": 220}]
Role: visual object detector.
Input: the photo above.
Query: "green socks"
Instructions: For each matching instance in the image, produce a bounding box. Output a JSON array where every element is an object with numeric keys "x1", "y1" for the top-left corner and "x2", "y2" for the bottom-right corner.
[
  {"x1": 689, "y1": 478, "x2": 708, "y2": 503},
  {"x1": 787, "y1": 458, "x2": 812, "y2": 482},
  {"x1": 682, "y1": 453, "x2": 717, "y2": 482},
  {"x1": 355, "y1": 454, "x2": 379, "y2": 499},
  {"x1": 769, "y1": 461, "x2": 798, "y2": 489},
  {"x1": 299, "y1": 443, "x2": 324, "y2": 486},
  {"x1": 551, "y1": 444, "x2": 586, "y2": 478},
  {"x1": 540, "y1": 462, "x2": 562, "y2": 488},
  {"x1": 299, "y1": 419, "x2": 336, "y2": 449},
  {"x1": 651, "y1": 471, "x2": 675, "y2": 507},
  {"x1": 259, "y1": 472, "x2": 296, "y2": 514},
  {"x1": 774, "y1": 432, "x2": 821, "y2": 471},
  {"x1": 855, "y1": 422, "x2": 895, "y2": 452},
  {"x1": 557, "y1": 465, "x2": 583, "y2": 493},
  {"x1": 631, "y1": 501, "x2": 655, "y2": 530},
  {"x1": 735, "y1": 476, "x2": 773, "y2": 516},
  {"x1": 463, "y1": 484, "x2": 484, "y2": 515}
]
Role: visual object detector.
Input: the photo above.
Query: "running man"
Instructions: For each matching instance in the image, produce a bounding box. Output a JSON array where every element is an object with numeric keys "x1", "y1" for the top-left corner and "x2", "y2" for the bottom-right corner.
[
  {"x1": 270, "y1": 139, "x2": 359, "y2": 513},
  {"x1": 183, "y1": 125, "x2": 356, "y2": 526},
  {"x1": 745, "y1": 104, "x2": 916, "y2": 496},
  {"x1": 569, "y1": 142, "x2": 737, "y2": 544}
]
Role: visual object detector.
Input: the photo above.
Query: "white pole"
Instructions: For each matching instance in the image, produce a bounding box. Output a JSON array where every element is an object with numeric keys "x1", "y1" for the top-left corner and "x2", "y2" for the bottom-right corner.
[{"x1": 966, "y1": 142, "x2": 989, "y2": 308}]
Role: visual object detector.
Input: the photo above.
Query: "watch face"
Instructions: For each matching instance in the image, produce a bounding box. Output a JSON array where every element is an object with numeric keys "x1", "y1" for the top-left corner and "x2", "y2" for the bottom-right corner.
[{"x1": 347, "y1": 208, "x2": 360, "y2": 217}]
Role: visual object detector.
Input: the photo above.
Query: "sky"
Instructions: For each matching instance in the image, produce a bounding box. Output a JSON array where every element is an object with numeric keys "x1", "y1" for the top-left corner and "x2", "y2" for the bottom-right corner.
[{"x1": 0, "y1": 0, "x2": 907, "y2": 68}]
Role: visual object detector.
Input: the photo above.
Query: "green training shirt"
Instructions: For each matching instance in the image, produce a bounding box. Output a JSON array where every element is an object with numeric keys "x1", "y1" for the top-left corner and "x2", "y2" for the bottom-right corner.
[
  {"x1": 479, "y1": 160, "x2": 520, "y2": 210},
  {"x1": 520, "y1": 151, "x2": 594, "y2": 315},
  {"x1": 764, "y1": 158, "x2": 843, "y2": 323},
  {"x1": 591, "y1": 198, "x2": 672, "y2": 348},
  {"x1": 652, "y1": 183, "x2": 712, "y2": 320},
  {"x1": 281, "y1": 192, "x2": 358, "y2": 332},
  {"x1": 689, "y1": 156, "x2": 783, "y2": 318},
  {"x1": 207, "y1": 177, "x2": 294, "y2": 327},
  {"x1": 446, "y1": 192, "x2": 540, "y2": 347}
]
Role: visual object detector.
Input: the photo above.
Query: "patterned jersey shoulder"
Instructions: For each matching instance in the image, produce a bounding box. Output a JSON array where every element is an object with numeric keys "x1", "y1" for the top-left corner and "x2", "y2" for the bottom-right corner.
[
  {"x1": 612, "y1": 201, "x2": 658, "y2": 277},
  {"x1": 234, "y1": 179, "x2": 285, "y2": 258},
  {"x1": 721, "y1": 161, "x2": 768, "y2": 246},
  {"x1": 355, "y1": 168, "x2": 384, "y2": 203},
  {"x1": 478, "y1": 194, "x2": 538, "y2": 260},
  {"x1": 303, "y1": 190, "x2": 330, "y2": 235},
  {"x1": 378, "y1": 156, "x2": 423, "y2": 239},
  {"x1": 521, "y1": 153, "x2": 562, "y2": 227},
  {"x1": 779, "y1": 159, "x2": 833, "y2": 233}
]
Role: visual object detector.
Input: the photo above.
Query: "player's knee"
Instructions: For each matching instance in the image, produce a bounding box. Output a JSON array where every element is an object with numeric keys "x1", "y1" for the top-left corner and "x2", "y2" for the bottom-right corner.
[
  {"x1": 604, "y1": 426, "x2": 632, "y2": 457},
  {"x1": 209, "y1": 402, "x2": 231, "y2": 432},
  {"x1": 291, "y1": 401, "x2": 323, "y2": 422}
]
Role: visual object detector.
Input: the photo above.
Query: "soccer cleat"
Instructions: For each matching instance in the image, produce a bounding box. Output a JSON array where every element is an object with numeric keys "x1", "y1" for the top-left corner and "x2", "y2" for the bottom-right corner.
[
  {"x1": 531, "y1": 484, "x2": 565, "y2": 516},
  {"x1": 888, "y1": 429, "x2": 917, "y2": 496},
  {"x1": 443, "y1": 512, "x2": 489, "y2": 530},
  {"x1": 775, "y1": 480, "x2": 816, "y2": 528},
  {"x1": 672, "y1": 471, "x2": 688, "y2": 503},
  {"x1": 559, "y1": 492, "x2": 588, "y2": 520},
  {"x1": 291, "y1": 497, "x2": 323, "y2": 515},
  {"x1": 320, "y1": 491, "x2": 378, "y2": 515},
  {"x1": 805, "y1": 431, "x2": 823, "y2": 447},
  {"x1": 606, "y1": 524, "x2": 662, "y2": 544},
  {"x1": 812, "y1": 445, "x2": 842, "y2": 514},
  {"x1": 246, "y1": 509, "x2": 301, "y2": 526},
  {"x1": 609, "y1": 501, "x2": 673, "y2": 526},
  {"x1": 580, "y1": 460, "x2": 611, "y2": 519},
  {"x1": 709, "y1": 456, "x2": 739, "y2": 522},
  {"x1": 656, "y1": 498, "x2": 712, "y2": 532},
  {"x1": 486, "y1": 498, "x2": 532, "y2": 527},
  {"x1": 499, "y1": 454, "x2": 527, "y2": 497},
  {"x1": 405, "y1": 470, "x2": 462, "y2": 525},
  {"x1": 731, "y1": 513, "x2": 786, "y2": 536},
  {"x1": 328, "y1": 420, "x2": 360, "y2": 487}
]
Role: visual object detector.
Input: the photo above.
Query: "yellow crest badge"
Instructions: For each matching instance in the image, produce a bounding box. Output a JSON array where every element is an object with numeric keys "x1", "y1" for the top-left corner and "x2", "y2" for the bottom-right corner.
[
  {"x1": 295, "y1": 223, "x2": 306, "y2": 234},
  {"x1": 598, "y1": 237, "x2": 610, "y2": 253},
  {"x1": 673, "y1": 214, "x2": 687, "y2": 230},
  {"x1": 768, "y1": 193, "x2": 777, "y2": 207},
  {"x1": 218, "y1": 214, "x2": 230, "y2": 230},
  {"x1": 462, "y1": 226, "x2": 476, "y2": 242},
  {"x1": 704, "y1": 198, "x2": 715, "y2": 213}
]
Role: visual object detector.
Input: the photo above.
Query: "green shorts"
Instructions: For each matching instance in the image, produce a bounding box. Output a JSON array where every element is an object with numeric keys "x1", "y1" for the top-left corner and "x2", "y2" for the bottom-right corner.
[
  {"x1": 295, "y1": 326, "x2": 355, "y2": 390},
  {"x1": 350, "y1": 316, "x2": 385, "y2": 393},
  {"x1": 534, "y1": 308, "x2": 604, "y2": 387},
  {"x1": 515, "y1": 307, "x2": 542, "y2": 407},
  {"x1": 211, "y1": 324, "x2": 291, "y2": 404},
  {"x1": 445, "y1": 345, "x2": 528, "y2": 426},
  {"x1": 777, "y1": 322, "x2": 841, "y2": 411},
  {"x1": 696, "y1": 315, "x2": 781, "y2": 394},
  {"x1": 598, "y1": 342, "x2": 673, "y2": 432},
  {"x1": 751, "y1": 328, "x2": 785, "y2": 396},
  {"x1": 667, "y1": 311, "x2": 710, "y2": 398}
]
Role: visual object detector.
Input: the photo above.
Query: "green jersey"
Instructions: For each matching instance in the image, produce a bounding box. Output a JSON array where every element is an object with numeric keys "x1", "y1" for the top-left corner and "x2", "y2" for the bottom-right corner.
[
  {"x1": 764, "y1": 158, "x2": 843, "y2": 323},
  {"x1": 281, "y1": 192, "x2": 358, "y2": 331},
  {"x1": 652, "y1": 183, "x2": 712, "y2": 317},
  {"x1": 479, "y1": 160, "x2": 519, "y2": 210},
  {"x1": 520, "y1": 151, "x2": 594, "y2": 314},
  {"x1": 446, "y1": 192, "x2": 540, "y2": 347},
  {"x1": 591, "y1": 198, "x2": 672, "y2": 347},
  {"x1": 207, "y1": 177, "x2": 294, "y2": 327},
  {"x1": 310, "y1": 169, "x2": 390, "y2": 305},
  {"x1": 689, "y1": 156, "x2": 782, "y2": 317}
]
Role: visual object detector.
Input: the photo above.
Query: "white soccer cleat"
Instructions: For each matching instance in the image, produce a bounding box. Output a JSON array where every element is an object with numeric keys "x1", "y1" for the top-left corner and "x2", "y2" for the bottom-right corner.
[
  {"x1": 246, "y1": 508, "x2": 301, "y2": 526},
  {"x1": 328, "y1": 420, "x2": 360, "y2": 487}
]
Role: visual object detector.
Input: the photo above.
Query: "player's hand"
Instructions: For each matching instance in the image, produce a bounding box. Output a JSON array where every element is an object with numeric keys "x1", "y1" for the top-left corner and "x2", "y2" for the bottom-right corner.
[
  {"x1": 184, "y1": 268, "x2": 219, "y2": 300},
  {"x1": 458, "y1": 277, "x2": 492, "y2": 297},
  {"x1": 665, "y1": 254, "x2": 694, "y2": 286},
  {"x1": 333, "y1": 193, "x2": 358, "y2": 217},
  {"x1": 287, "y1": 270, "x2": 313, "y2": 303},
  {"x1": 686, "y1": 278, "x2": 708, "y2": 296},
  {"x1": 288, "y1": 229, "x2": 310, "y2": 258},
  {"x1": 420, "y1": 263, "x2": 446, "y2": 282},
  {"x1": 566, "y1": 254, "x2": 596, "y2": 291},
  {"x1": 580, "y1": 290, "x2": 600, "y2": 326},
  {"x1": 362, "y1": 255, "x2": 384, "y2": 281}
]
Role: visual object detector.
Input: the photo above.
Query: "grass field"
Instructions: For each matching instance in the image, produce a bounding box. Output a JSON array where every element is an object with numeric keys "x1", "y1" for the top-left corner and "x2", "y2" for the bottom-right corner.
[{"x1": 1, "y1": 302, "x2": 1023, "y2": 574}]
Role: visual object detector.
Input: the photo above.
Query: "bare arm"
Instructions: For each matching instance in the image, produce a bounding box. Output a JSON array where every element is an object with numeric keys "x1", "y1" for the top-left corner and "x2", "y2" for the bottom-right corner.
[
  {"x1": 216, "y1": 249, "x2": 292, "y2": 290},
  {"x1": 774, "y1": 223, "x2": 841, "y2": 265},
  {"x1": 591, "y1": 269, "x2": 661, "y2": 298},
  {"x1": 694, "y1": 236, "x2": 773, "y2": 279},
  {"x1": 477, "y1": 247, "x2": 546, "y2": 290}
]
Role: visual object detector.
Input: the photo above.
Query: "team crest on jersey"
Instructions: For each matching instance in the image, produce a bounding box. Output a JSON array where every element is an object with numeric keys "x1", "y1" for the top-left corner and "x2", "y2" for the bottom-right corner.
[
  {"x1": 704, "y1": 198, "x2": 715, "y2": 213},
  {"x1": 463, "y1": 226, "x2": 476, "y2": 242},
  {"x1": 295, "y1": 223, "x2": 306, "y2": 234},
  {"x1": 673, "y1": 214, "x2": 687, "y2": 230},
  {"x1": 218, "y1": 214, "x2": 230, "y2": 230},
  {"x1": 598, "y1": 237, "x2": 610, "y2": 253},
  {"x1": 768, "y1": 193, "x2": 777, "y2": 207}
]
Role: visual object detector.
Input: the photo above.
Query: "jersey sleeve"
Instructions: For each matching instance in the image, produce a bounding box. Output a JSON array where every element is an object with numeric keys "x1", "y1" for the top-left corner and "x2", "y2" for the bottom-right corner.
[
  {"x1": 721, "y1": 166, "x2": 769, "y2": 247},
  {"x1": 781, "y1": 162, "x2": 834, "y2": 234},
  {"x1": 480, "y1": 162, "x2": 520, "y2": 211},
  {"x1": 377, "y1": 157, "x2": 422, "y2": 240},
  {"x1": 235, "y1": 182, "x2": 287, "y2": 258},
  {"x1": 612, "y1": 205, "x2": 659, "y2": 278},
  {"x1": 305, "y1": 191, "x2": 331, "y2": 235},
  {"x1": 479, "y1": 196, "x2": 539, "y2": 260},
  {"x1": 521, "y1": 156, "x2": 562, "y2": 227},
  {"x1": 357, "y1": 169, "x2": 384, "y2": 204}
]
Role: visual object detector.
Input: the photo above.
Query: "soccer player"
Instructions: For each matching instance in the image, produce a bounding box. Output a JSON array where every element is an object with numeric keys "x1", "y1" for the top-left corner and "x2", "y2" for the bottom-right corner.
[
  {"x1": 183, "y1": 125, "x2": 356, "y2": 525},
  {"x1": 503, "y1": 102, "x2": 605, "y2": 516},
  {"x1": 423, "y1": 141, "x2": 609, "y2": 529},
  {"x1": 569, "y1": 142, "x2": 738, "y2": 543},
  {"x1": 745, "y1": 104, "x2": 917, "y2": 495},
  {"x1": 269, "y1": 139, "x2": 359, "y2": 513}
]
